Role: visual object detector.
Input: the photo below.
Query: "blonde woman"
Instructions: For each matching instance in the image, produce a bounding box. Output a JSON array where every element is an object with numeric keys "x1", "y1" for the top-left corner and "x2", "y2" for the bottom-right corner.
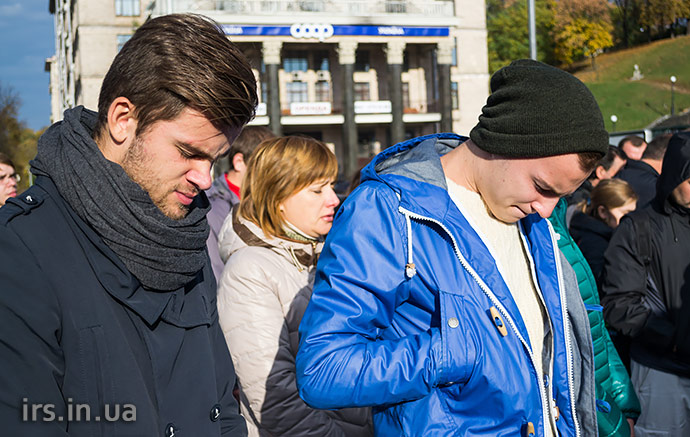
[
  {"x1": 217, "y1": 136, "x2": 372, "y2": 436},
  {"x1": 570, "y1": 178, "x2": 638, "y2": 281}
]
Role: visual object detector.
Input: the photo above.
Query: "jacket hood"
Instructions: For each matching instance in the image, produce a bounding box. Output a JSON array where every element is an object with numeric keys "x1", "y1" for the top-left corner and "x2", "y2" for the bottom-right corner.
[
  {"x1": 218, "y1": 209, "x2": 321, "y2": 270},
  {"x1": 360, "y1": 133, "x2": 467, "y2": 192},
  {"x1": 656, "y1": 132, "x2": 690, "y2": 213},
  {"x1": 207, "y1": 175, "x2": 234, "y2": 202},
  {"x1": 570, "y1": 210, "x2": 613, "y2": 240}
]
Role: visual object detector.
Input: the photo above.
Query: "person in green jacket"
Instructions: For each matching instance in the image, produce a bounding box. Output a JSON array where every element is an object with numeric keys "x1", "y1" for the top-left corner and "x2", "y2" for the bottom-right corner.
[{"x1": 549, "y1": 198, "x2": 641, "y2": 437}]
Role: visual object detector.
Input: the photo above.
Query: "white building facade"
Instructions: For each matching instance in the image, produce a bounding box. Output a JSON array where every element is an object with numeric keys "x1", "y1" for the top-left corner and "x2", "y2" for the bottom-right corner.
[{"x1": 48, "y1": 0, "x2": 489, "y2": 178}]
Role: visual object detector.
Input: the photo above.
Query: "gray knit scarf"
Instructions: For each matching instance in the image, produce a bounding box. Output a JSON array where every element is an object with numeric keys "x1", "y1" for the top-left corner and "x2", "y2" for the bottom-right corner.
[{"x1": 31, "y1": 106, "x2": 210, "y2": 291}]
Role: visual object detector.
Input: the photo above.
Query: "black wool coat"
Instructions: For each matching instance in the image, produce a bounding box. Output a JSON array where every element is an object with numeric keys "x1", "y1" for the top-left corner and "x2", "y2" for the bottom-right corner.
[
  {"x1": 601, "y1": 132, "x2": 690, "y2": 378},
  {"x1": 0, "y1": 176, "x2": 247, "y2": 437}
]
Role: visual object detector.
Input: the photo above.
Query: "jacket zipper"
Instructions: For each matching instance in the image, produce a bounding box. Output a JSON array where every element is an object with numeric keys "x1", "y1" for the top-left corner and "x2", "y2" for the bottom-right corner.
[
  {"x1": 399, "y1": 206, "x2": 563, "y2": 436},
  {"x1": 517, "y1": 225, "x2": 558, "y2": 435},
  {"x1": 546, "y1": 220, "x2": 581, "y2": 437}
]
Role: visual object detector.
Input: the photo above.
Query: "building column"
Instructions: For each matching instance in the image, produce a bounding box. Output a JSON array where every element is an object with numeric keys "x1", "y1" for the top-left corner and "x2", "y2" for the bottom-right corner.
[
  {"x1": 262, "y1": 41, "x2": 283, "y2": 136},
  {"x1": 339, "y1": 41, "x2": 358, "y2": 181},
  {"x1": 437, "y1": 39, "x2": 454, "y2": 133},
  {"x1": 387, "y1": 41, "x2": 406, "y2": 145}
]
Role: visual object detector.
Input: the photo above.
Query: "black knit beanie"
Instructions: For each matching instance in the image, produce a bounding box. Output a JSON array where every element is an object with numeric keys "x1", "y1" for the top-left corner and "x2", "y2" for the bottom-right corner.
[{"x1": 469, "y1": 59, "x2": 609, "y2": 158}]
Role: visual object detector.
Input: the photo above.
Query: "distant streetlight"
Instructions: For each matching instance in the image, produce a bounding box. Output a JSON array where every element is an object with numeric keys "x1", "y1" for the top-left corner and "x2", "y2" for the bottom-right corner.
[
  {"x1": 610, "y1": 114, "x2": 618, "y2": 131},
  {"x1": 670, "y1": 76, "x2": 677, "y2": 116}
]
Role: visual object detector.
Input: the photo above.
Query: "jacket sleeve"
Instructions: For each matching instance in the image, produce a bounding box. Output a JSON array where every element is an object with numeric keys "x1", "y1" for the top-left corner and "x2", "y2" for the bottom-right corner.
[
  {"x1": 0, "y1": 225, "x2": 69, "y2": 436},
  {"x1": 600, "y1": 216, "x2": 675, "y2": 351},
  {"x1": 217, "y1": 251, "x2": 353, "y2": 437},
  {"x1": 296, "y1": 183, "x2": 450, "y2": 409}
]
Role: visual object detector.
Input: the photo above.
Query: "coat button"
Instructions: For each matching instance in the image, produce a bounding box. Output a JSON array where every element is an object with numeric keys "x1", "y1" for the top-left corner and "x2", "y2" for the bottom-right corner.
[
  {"x1": 447, "y1": 317, "x2": 459, "y2": 328},
  {"x1": 24, "y1": 195, "x2": 36, "y2": 204},
  {"x1": 524, "y1": 421, "x2": 536, "y2": 436},
  {"x1": 489, "y1": 306, "x2": 508, "y2": 337},
  {"x1": 165, "y1": 423, "x2": 176, "y2": 437},
  {"x1": 210, "y1": 404, "x2": 221, "y2": 422}
]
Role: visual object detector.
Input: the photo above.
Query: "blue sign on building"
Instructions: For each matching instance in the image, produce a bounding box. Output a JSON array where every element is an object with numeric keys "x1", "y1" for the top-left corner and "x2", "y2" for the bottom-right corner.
[{"x1": 223, "y1": 24, "x2": 450, "y2": 39}]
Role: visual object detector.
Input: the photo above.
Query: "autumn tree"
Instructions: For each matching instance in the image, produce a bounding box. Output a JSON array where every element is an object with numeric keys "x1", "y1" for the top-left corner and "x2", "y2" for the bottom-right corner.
[
  {"x1": 0, "y1": 82, "x2": 39, "y2": 192},
  {"x1": 486, "y1": 0, "x2": 557, "y2": 73},
  {"x1": 553, "y1": 0, "x2": 614, "y2": 68}
]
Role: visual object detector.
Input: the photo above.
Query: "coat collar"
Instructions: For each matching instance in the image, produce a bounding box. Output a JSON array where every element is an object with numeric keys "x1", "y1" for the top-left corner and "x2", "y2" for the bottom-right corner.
[
  {"x1": 229, "y1": 208, "x2": 322, "y2": 270},
  {"x1": 38, "y1": 176, "x2": 213, "y2": 328}
]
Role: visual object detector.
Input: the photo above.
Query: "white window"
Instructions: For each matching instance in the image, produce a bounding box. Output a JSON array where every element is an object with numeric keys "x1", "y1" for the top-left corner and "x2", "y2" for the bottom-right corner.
[
  {"x1": 117, "y1": 34, "x2": 132, "y2": 52},
  {"x1": 116, "y1": 0, "x2": 140, "y2": 16}
]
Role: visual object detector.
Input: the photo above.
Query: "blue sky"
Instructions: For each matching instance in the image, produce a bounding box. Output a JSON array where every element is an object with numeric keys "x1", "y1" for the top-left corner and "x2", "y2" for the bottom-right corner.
[{"x1": 0, "y1": 0, "x2": 54, "y2": 131}]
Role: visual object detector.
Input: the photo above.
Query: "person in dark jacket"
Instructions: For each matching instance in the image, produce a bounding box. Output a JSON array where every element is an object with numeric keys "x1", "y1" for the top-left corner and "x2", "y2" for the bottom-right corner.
[
  {"x1": 206, "y1": 126, "x2": 275, "y2": 281},
  {"x1": 0, "y1": 14, "x2": 257, "y2": 436},
  {"x1": 570, "y1": 178, "x2": 638, "y2": 282},
  {"x1": 601, "y1": 131, "x2": 690, "y2": 436},
  {"x1": 616, "y1": 133, "x2": 671, "y2": 210},
  {"x1": 565, "y1": 146, "x2": 626, "y2": 226},
  {"x1": 618, "y1": 135, "x2": 647, "y2": 161},
  {"x1": 0, "y1": 152, "x2": 19, "y2": 206}
]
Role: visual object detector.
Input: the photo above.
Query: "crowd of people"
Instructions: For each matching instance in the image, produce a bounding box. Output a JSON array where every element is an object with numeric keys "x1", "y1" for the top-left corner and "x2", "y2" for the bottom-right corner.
[{"x1": 1, "y1": 12, "x2": 690, "y2": 437}]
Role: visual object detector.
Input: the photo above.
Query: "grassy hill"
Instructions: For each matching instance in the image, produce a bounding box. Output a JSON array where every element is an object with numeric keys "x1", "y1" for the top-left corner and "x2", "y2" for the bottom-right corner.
[{"x1": 573, "y1": 36, "x2": 690, "y2": 132}]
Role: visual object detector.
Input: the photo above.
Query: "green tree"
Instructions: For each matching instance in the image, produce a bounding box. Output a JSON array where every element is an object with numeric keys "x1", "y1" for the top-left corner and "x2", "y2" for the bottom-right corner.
[
  {"x1": 640, "y1": 0, "x2": 690, "y2": 39},
  {"x1": 612, "y1": 0, "x2": 645, "y2": 47},
  {"x1": 553, "y1": 0, "x2": 614, "y2": 68},
  {"x1": 486, "y1": 0, "x2": 557, "y2": 73},
  {"x1": 0, "y1": 82, "x2": 40, "y2": 192}
]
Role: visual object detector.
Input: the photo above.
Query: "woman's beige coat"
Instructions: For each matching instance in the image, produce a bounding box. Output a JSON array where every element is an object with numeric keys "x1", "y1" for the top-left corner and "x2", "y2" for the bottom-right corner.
[{"x1": 217, "y1": 210, "x2": 372, "y2": 437}]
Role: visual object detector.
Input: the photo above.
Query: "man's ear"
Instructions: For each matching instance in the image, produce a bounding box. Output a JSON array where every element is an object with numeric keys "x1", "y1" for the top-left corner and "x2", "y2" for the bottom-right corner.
[
  {"x1": 232, "y1": 153, "x2": 246, "y2": 172},
  {"x1": 107, "y1": 97, "x2": 137, "y2": 146},
  {"x1": 594, "y1": 165, "x2": 607, "y2": 181}
]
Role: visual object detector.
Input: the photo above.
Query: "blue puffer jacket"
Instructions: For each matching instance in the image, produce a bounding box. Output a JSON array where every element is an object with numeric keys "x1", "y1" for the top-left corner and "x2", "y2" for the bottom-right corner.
[{"x1": 296, "y1": 134, "x2": 597, "y2": 436}]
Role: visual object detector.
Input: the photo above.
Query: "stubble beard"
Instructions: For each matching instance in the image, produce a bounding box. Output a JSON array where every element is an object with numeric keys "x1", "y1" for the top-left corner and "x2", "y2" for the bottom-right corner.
[{"x1": 122, "y1": 136, "x2": 189, "y2": 220}]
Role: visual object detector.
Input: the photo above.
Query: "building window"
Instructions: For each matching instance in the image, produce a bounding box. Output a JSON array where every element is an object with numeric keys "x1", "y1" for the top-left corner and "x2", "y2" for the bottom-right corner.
[
  {"x1": 385, "y1": 0, "x2": 407, "y2": 13},
  {"x1": 117, "y1": 34, "x2": 132, "y2": 52},
  {"x1": 315, "y1": 81, "x2": 330, "y2": 102},
  {"x1": 354, "y1": 82, "x2": 371, "y2": 101},
  {"x1": 452, "y1": 38, "x2": 457, "y2": 66},
  {"x1": 287, "y1": 81, "x2": 308, "y2": 104},
  {"x1": 283, "y1": 52, "x2": 308, "y2": 73},
  {"x1": 451, "y1": 82, "x2": 459, "y2": 110},
  {"x1": 355, "y1": 51, "x2": 370, "y2": 72},
  {"x1": 115, "y1": 0, "x2": 140, "y2": 16},
  {"x1": 312, "y1": 51, "x2": 330, "y2": 71}
]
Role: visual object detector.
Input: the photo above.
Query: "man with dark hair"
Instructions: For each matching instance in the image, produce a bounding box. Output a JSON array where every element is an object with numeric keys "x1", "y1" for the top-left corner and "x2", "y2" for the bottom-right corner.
[
  {"x1": 602, "y1": 132, "x2": 690, "y2": 436},
  {"x1": 617, "y1": 133, "x2": 671, "y2": 209},
  {"x1": 618, "y1": 135, "x2": 647, "y2": 161},
  {"x1": 296, "y1": 59, "x2": 605, "y2": 436},
  {"x1": 207, "y1": 126, "x2": 274, "y2": 280},
  {"x1": 568, "y1": 145, "x2": 627, "y2": 207},
  {"x1": 0, "y1": 152, "x2": 19, "y2": 206},
  {"x1": 0, "y1": 14, "x2": 257, "y2": 436}
]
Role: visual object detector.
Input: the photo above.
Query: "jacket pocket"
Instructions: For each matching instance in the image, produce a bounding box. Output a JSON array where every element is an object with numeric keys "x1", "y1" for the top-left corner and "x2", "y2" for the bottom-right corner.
[{"x1": 436, "y1": 291, "x2": 478, "y2": 386}]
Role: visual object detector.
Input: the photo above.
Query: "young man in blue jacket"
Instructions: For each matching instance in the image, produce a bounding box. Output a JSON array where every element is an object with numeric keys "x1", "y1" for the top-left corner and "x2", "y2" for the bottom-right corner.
[
  {"x1": 296, "y1": 59, "x2": 606, "y2": 436},
  {"x1": 0, "y1": 14, "x2": 256, "y2": 436}
]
